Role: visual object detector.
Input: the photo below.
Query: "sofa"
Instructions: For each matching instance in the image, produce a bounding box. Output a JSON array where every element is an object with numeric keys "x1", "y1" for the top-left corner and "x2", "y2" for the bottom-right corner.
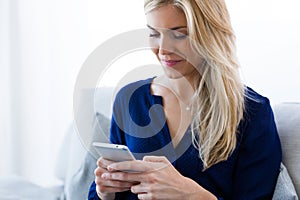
[
  {"x1": 273, "y1": 103, "x2": 300, "y2": 199},
  {"x1": 0, "y1": 87, "x2": 299, "y2": 200}
]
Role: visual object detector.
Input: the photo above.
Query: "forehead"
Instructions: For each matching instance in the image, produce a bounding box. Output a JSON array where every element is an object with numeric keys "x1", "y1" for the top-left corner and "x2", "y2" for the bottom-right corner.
[{"x1": 146, "y1": 4, "x2": 187, "y2": 29}]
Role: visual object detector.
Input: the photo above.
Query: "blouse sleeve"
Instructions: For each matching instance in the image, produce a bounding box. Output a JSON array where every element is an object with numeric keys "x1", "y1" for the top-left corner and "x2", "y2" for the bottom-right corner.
[
  {"x1": 232, "y1": 98, "x2": 282, "y2": 199},
  {"x1": 109, "y1": 114, "x2": 126, "y2": 144},
  {"x1": 109, "y1": 86, "x2": 128, "y2": 145},
  {"x1": 88, "y1": 181, "x2": 101, "y2": 200}
]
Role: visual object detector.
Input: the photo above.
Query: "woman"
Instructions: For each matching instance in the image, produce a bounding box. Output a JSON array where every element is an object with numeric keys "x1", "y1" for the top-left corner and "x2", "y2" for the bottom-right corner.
[{"x1": 88, "y1": 0, "x2": 281, "y2": 199}]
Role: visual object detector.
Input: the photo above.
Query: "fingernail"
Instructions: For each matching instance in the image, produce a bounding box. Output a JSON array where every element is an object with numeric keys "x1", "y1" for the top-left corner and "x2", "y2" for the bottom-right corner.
[
  {"x1": 101, "y1": 173, "x2": 109, "y2": 179},
  {"x1": 107, "y1": 165, "x2": 114, "y2": 171}
]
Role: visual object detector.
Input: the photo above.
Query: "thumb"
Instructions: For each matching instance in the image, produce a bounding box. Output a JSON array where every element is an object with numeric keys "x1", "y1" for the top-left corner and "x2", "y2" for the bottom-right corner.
[{"x1": 143, "y1": 156, "x2": 169, "y2": 163}]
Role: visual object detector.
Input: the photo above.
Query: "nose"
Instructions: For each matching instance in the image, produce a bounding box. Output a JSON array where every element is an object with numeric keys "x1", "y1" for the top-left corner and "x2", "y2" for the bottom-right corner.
[{"x1": 158, "y1": 35, "x2": 174, "y2": 55}]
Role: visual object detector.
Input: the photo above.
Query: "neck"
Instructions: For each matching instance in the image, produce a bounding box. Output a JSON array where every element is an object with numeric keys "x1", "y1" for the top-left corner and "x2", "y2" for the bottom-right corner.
[
  {"x1": 155, "y1": 75, "x2": 198, "y2": 107},
  {"x1": 168, "y1": 77, "x2": 195, "y2": 103}
]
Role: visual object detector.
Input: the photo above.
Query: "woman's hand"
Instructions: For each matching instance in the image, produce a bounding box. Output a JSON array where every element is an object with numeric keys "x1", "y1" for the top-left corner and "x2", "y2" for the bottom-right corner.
[
  {"x1": 106, "y1": 156, "x2": 217, "y2": 200},
  {"x1": 94, "y1": 157, "x2": 138, "y2": 200}
]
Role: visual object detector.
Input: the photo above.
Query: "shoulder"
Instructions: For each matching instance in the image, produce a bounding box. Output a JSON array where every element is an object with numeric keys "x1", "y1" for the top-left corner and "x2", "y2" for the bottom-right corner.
[
  {"x1": 243, "y1": 86, "x2": 272, "y2": 118},
  {"x1": 239, "y1": 86, "x2": 278, "y2": 143},
  {"x1": 113, "y1": 77, "x2": 154, "y2": 106},
  {"x1": 116, "y1": 77, "x2": 153, "y2": 96},
  {"x1": 244, "y1": 86, "x2": 269, "y2": 106}
]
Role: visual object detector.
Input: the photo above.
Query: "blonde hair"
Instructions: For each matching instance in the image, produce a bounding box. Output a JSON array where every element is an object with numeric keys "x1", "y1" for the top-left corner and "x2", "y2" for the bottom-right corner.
[{"x1": 144, "y1": 0, "x2": 245, "y2": 170}]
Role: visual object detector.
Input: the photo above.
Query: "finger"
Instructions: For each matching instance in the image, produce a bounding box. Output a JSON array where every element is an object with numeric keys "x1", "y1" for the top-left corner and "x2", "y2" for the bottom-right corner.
[
  {"x1": 97, "y1": 157, "x2": 115, "y2": 169},
  {"x1": 96, "y1": 175, "x2": 136, "y2": 188},
  {"x1": 95, "y1": 171, "x2": 137, "y2": 195},
  {"x1": 94, "y1": 166, "x2": 107, "y2": 177},
  {"x1": 143, "y1": 156, "x2": 171, "y2": 172},
  {"x1": 143, "y1": 156, "x2": 169, "y2": 163},
  {"x1": 96, "y1": 185, "x2": 131, "y2": 193},
  {"x1": 102, "y1": 171, "x2": 145, "y2": 183},
  {"x1": 131, "y1": 183, "x2": 148, "y2": 194},
  {"x1": 108, "y1": 160, "x2": 151, "y2": 172},
  {"x1": 137, "y1": 193, "x2": 153, "y2": 200}
]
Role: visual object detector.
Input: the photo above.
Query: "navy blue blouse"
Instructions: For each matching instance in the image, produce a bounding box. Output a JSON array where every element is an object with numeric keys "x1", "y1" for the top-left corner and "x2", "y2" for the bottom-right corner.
[{"x1": 88, "y1": 77, "x2": 282, "y2": 200}]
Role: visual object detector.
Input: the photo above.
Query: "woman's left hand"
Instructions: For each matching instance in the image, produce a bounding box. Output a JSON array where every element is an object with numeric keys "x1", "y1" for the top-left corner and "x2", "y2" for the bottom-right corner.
[{"x1": 103, "y1": 156, "x2": 217, "y2": 200}]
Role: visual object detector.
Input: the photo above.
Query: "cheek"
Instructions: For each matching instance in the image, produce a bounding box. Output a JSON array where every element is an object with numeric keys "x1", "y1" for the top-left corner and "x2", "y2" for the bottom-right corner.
[
  {"x1": 183, "y1": 46, "x2": 200, "y2": 66},
  {"x1": 148, "y1": 38, "x2": 159, "y2": 57}
]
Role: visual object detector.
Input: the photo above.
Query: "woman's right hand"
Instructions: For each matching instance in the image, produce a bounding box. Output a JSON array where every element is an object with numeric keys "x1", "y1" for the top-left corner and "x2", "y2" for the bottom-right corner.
[{"x1": 94, "y1": 157, "x2": 137, "y2": 200}]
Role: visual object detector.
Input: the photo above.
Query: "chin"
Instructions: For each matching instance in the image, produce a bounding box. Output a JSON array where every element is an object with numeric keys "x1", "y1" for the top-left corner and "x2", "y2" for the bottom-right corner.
[{"x1": 164, "y1": 71, "x2": 185, "y2": 79}]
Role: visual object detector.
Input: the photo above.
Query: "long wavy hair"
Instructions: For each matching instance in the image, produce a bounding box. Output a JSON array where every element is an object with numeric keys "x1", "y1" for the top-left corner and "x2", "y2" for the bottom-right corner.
[{"x1": 144, "y1": 0, "x2": 245, "y2": 170}]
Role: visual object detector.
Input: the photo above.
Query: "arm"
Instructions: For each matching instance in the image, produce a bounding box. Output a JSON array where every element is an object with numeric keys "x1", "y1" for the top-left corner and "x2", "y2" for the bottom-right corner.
[{"x1": 232, "y1": 99, "x2": 282, "y2": 199}]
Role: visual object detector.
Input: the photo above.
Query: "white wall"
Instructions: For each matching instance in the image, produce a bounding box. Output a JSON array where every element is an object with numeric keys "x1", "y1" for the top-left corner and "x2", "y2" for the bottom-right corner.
[
  {"x1": 92, "y1": 0, "x2": 300, "y2": 105},
  {"x1": 227, "y1": 0, "x2": 300, "y2": 105}
]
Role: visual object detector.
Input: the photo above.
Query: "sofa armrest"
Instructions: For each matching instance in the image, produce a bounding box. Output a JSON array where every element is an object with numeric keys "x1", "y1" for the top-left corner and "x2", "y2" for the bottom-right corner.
[
  {"x1": 273, "y1": 102, "x2": 300, "y2": 196},
  {"x1": 0, "y1": 175, "x2": 63, "y2": 200}
]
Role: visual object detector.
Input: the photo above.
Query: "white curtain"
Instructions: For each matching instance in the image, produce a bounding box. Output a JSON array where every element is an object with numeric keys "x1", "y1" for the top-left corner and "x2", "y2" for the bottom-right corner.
[
  {"x1": 0, "y1": 0, "x2": 90, "y2": 186},
  {"x1": 0, "y1": 0, "x2": 146, "y2": 187}
]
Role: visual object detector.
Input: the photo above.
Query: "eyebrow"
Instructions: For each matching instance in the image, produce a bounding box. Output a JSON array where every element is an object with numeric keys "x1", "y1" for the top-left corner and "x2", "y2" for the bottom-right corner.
[{"x1": 146, "y1": 24, "x2": 187, "y2": 30}]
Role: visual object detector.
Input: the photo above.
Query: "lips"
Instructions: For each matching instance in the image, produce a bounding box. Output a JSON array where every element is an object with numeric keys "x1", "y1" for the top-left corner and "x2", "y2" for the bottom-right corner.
[{"x1": 161, "y1": 59, "x2": 183, "y2": 67}]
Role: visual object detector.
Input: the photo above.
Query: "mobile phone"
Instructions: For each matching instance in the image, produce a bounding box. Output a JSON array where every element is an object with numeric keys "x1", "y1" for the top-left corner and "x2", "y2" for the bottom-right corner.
[{"x1": 92, "y1": 142, "x2": 136, "y2": 162}]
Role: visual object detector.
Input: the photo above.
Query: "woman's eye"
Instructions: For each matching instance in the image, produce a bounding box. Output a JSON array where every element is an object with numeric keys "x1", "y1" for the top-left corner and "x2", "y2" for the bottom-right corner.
[
  {"x1": 173, "y1": 32, "x2": 187, "y2": 39},
  {"x1": 149, "y1": 32, "x2": 160, "y2": 38}
]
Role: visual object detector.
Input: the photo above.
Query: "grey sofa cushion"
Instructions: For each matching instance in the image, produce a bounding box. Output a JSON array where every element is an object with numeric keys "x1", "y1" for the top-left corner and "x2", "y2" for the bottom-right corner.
[
  {"x1": 274, "y1": 103, "x2": 300, "y2": 196},
  {"x1": 272, "y1": 163, "x2": 298, "y2": 200},
  {"x1": 66, "y1": 151, "x2": 97, "y2": 200},
  {"x1": 65, "y1": 112, "x2": 111, "y2": 200},
  {"x1": 0, "y1": 175, "x2": 61, "y2": 200},
  {"x1": 63, "y1": 87, "x2": 113, "y2": 200}
]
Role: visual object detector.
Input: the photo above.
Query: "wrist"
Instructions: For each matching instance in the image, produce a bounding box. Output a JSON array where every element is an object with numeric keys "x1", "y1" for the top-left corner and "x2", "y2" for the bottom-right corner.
[
  {"x1": 96, "y1": 191, "x2": 115, "y2": 200},
  {"x1": 183, "y1": 177, "x2": 217, "y2": 200},
  {"x1": 188, "y1": 191, "x2": 217, "y2": 200}
]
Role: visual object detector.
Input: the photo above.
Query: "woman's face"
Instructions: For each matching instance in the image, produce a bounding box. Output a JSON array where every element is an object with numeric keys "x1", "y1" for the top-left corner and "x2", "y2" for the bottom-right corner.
[{"x1": 146, "y1": 5, "x2": 201, "y2": 80}]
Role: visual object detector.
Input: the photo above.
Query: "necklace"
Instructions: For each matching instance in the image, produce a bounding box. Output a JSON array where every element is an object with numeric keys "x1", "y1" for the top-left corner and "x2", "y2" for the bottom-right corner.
[
  {"x1": 186, "y1": 105, "x2": 191, "y2": 111},
  {"x1": 168, "y1": 85, "x2": 194, "y2": 112},
  {"x1": 178, "y1": 97, "x2": 193, "y2": 112}
]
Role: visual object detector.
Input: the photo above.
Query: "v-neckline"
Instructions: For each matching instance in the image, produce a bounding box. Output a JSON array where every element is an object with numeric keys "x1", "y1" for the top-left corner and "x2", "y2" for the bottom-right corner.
[{"x1": 147, "y1": 77, "x2": 192, "y2": 150}]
